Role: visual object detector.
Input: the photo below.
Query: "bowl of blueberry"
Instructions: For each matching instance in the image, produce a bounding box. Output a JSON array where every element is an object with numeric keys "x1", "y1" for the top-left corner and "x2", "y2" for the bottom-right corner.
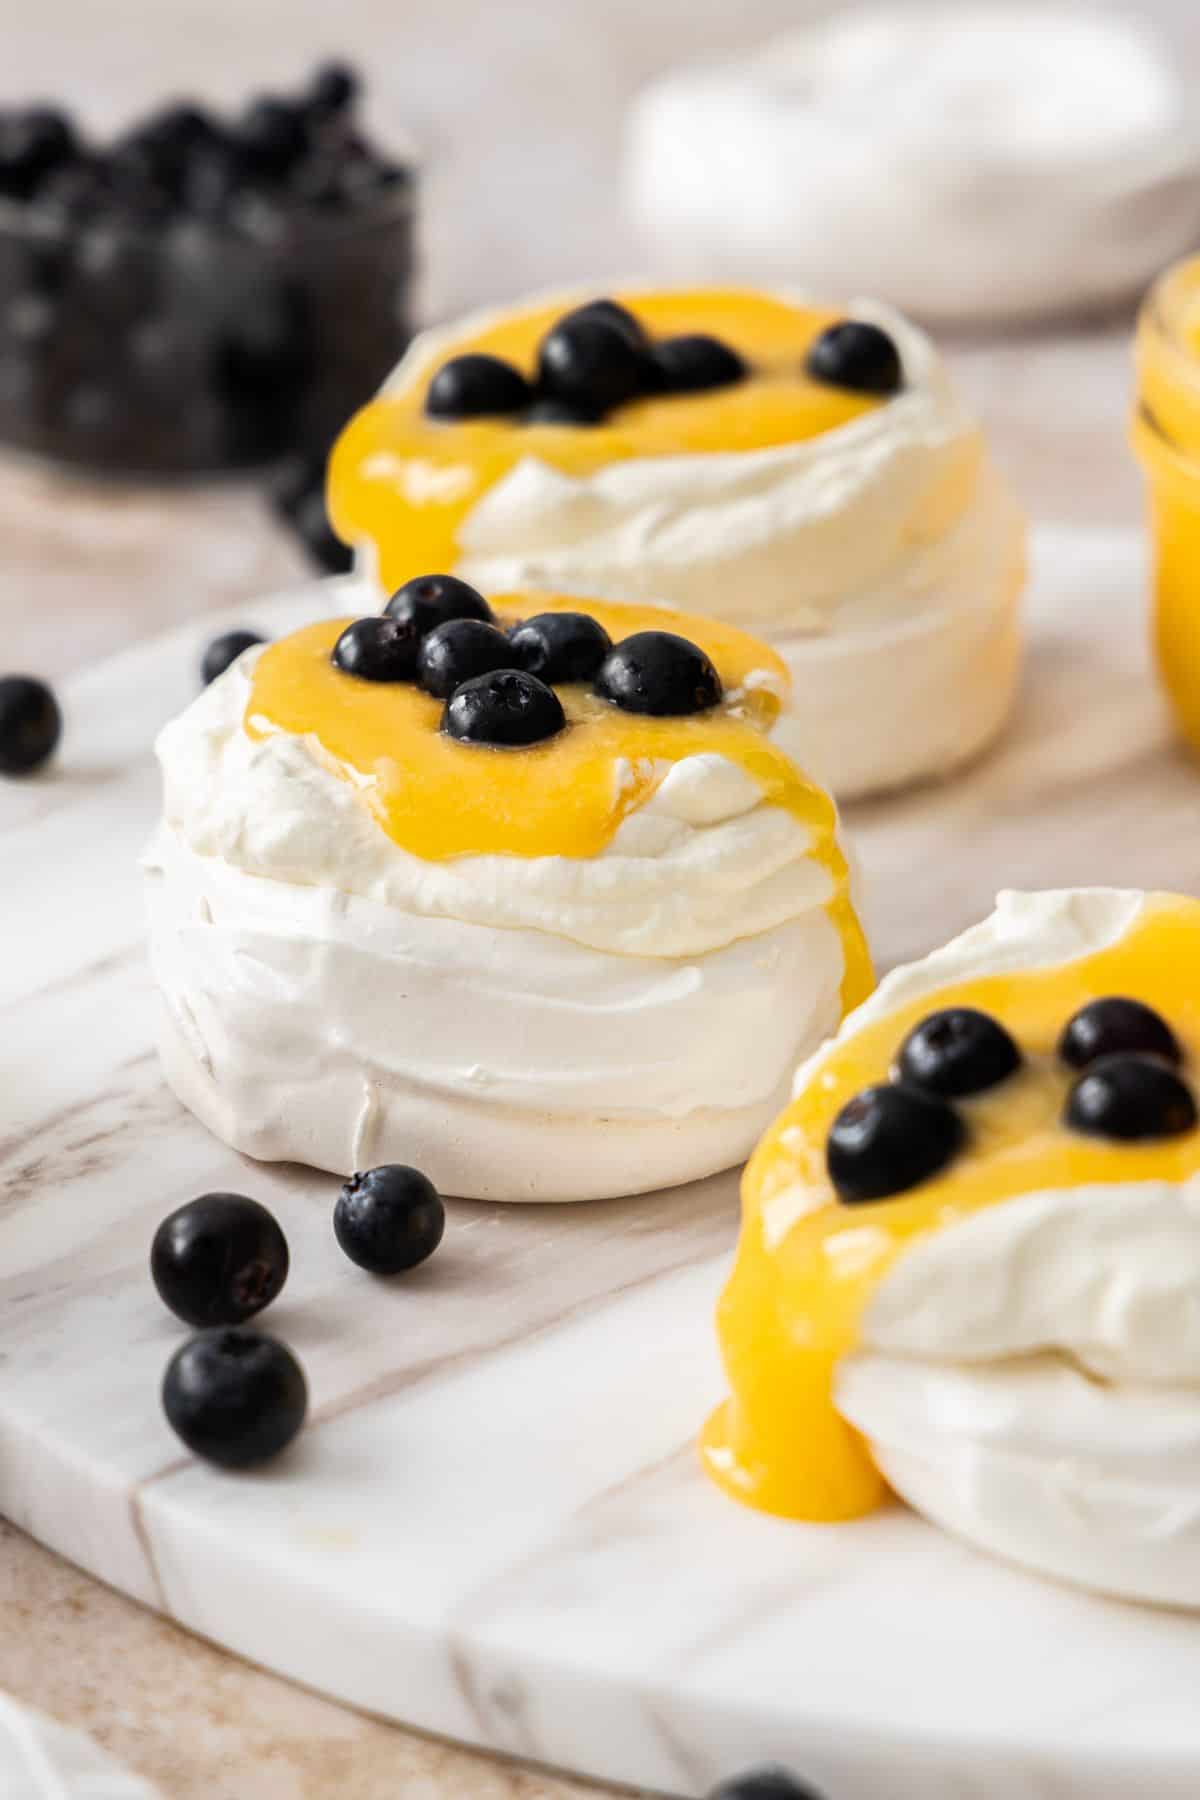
[{"x1": 0, "y1": 62, "x2": 415, "y2": 480}]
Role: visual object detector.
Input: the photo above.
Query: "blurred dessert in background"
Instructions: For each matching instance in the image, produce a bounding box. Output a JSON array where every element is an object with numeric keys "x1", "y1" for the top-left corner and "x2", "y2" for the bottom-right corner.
[
  {"x1": 1133, "y1": 255, "x2": 1200, "y2": 759},
  {"x1": 626, "y1": 6, "x2": 1200, "y2": 324},
  {"x1": 329, "y1": 286, "x2": 1024, "y2": 798},
  {"x1": 704, "y1": 887, "x2": 1200, "y2": 1608},
  {"x1": 145, "y1": 581, "x2": 870, "y2": 1200},
  {"x1": 0, "y1": 63, "x2": 414, "y2": 476}
]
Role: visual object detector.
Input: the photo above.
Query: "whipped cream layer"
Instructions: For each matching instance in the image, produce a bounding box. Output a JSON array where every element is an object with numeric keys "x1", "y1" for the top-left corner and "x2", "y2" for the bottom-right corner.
[
  {"x1": 147, "y1": 651, "x2": 848, "y2": 1200},
  {"x1": 626, "y1": 7, "x2": 1200, "y2": 322},
  {"x1": 385, "y1": 294, "x2": 1025, "y2": 799},
  {"x1": 829, "y1": 890, "x2": 1200, "y2": 1606}
]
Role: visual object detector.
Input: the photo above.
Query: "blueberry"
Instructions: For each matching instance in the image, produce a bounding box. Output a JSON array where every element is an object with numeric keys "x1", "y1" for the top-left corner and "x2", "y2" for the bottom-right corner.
[
  {"x1": 595, "y1": 631, "x2": 722, "y2": 716},
  {"x1": 417, "y1": 618, "x2": 516, "y2": 699},
  {"x1": 201, "y1": 629, "x2": 265, "y2": 687},
  {"x1": 524, "y1": 396, "x2": 602, "y2": 426},
  {"x1": 1059, "y1": 997, "x2": 1182, "y2": 1070},
  {"x1": 0, "y1": 676, "x2": 61, "y2": 776},
  {"x1": 558, "y1": 297, "x2": 649, "y2": 349},
  {"x1": 384, "y1": 573, "x2": 494, "y2": 636},
  {"x1": 1064, "y1": 1054, "x2": 1197, "y2": 1142},
  {"x1": 151, "y1": 1193, "x2": 289, "y2": 1328},
  {"x1": 308, "y1": 61, "x2": 361, "y2": 118},
  {"x1": 827, "y1": 1083, "x2": 965, "y2": 1203},
  {"x1": 162, "y1": 1327, "x2": 307, "y2": 1469},
  {"x1": 331, "y1": 615, "x2": 420, "y2": 682},
  {"x1": 290, "y1": 486, "x2": 354, "y2": 575},
  {"x1": 426, "y1": 353, "x2": 531, "y2": 420},
  {"x1": 650, "y1": 333, "x2": 746, "y2": 393},
  {"x1": 443, "y1": 668, "x2": 566, "y2": 747},
  {"x1": 509, "y1": 611, "x2": 611, "y2": 683},
  {"x1": 896, "y1": 1007, "x2": 1021, "y2": 1099},
  {"x1": 537, "y1": 315, "x2": 647, "y2": 415},
  {"x1": 806, "y1": 320, "x2": 903, "y2": 396},
  {"x1": 708, "y1": 1771, "x2": 827, "y2": 1800},
  {"x1": 0, "y1": 106, "x2": 77, "y2": 200},
  {"x1": 238, "y1": 97, "x2": 309, "y2": 182},
  {"x1": 334, "y1": 1165, "x2": 445, "y2": 1274}
]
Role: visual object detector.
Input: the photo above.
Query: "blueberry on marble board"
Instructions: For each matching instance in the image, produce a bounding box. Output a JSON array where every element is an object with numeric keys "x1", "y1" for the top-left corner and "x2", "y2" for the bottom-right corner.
[
  {"x1": 334, "y1": 1165, "x2": 446, "y2": 1274},
  {"x1": 708, "y1": 1769, "x2": 828, "y2": 1800},
  {"x1": 151, "y1": 1193, "x2": 289, "y2": 1328},
  {"x1": 162, "y1": 1327, "x2": 307, "y2": 1468},
  {"x1": 201, "y1": 629, "x2": 266, "y2": 687},
  {"x1": 0, "y1": 675, "x2": 61, "y2": 776}
]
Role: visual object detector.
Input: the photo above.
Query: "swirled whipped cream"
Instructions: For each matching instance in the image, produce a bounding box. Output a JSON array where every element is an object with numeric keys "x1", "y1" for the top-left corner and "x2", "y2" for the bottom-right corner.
[
  {"x1": 376, "y1": 292, "x2": 1024, "y2": 799},
  {"x1": 626, "y1": 7, "x2": 1200, "y2": 322},
  {"x1": 146, "y1": 650, "x2": 854, "y2": 1201},
  {"x1": 830, "y1": 890, "x2": 1200, "y2": 1607}
]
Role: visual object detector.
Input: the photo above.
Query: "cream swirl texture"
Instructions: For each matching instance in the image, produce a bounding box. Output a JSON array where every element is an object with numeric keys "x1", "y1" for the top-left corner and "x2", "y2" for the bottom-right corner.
[
  {"x1": 825, "y1": 889, "x2": 1200, "y2": 1607},
  {"x1": 146, "y1": 651, "x2": 852, "y2": 1200}
]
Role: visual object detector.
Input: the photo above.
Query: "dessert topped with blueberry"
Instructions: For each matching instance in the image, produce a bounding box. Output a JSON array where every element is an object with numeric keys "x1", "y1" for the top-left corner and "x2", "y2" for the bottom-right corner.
[
  {"x1": 244, "y1": 574, "x2": 867, "y2": 874},
  {"x1": 328, "y1": 288, "x2": 905, "y2": 596},
  {"x1": 702, "y1": 889, "x2": 1200, "y2": 1556}
]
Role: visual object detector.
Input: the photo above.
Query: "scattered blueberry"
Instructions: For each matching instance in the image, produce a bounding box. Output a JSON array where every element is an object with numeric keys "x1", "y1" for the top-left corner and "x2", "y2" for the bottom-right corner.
[
  {"x1": 509, "y1": 611, "x2": 611, "y2": 684},
  {"x1": 151, "y1": 1193, "x2": 289, "y2": 1328},
  {"x1": 332, "y1": 615, "x2": 420, "y2": 682},
  {"x1": 595, "y1": 631, "x2": 722, "y2": 716},
  {"x1": 707, "y1": 1770, "x2": 827, "y2": 1800},
  {"x1": 805, "y1": 319, "x2": 903, "y2": 396},
  {"x1": 1064, "y1": 1054, "x2": 1197, "y2": 1142},
  {"x1": 334, "y1": 1165, "x2": 445, "y2": 1274},
  {"x1": 426, "y1": 353, "x2": 531, "y2": 420},
  {"x1": 385, "y1": 572, "x2": 494, "y2": 636},
  {"x1": 417, "y1": 618, "x2": 516, "y2": 699},
  {"x1": 537, "y1": 314, "x2": 647, "y2": 415},
  {"x1": 1059, "y1": 997, "x2": 1182, "y2": 1070},
  {"x1": 201, "y1": 628, "x2": 265, "y2": 687},
  {"x1": 896, "y1": 1007, "x2": 1022, "y2": 1099},
  {"x1": 525, "y1": 396, "x2": 602, "y2": 426},
  {"x1": 162, "y1": 1327, "x2": 308, "y2": 1469},
  {"x1": 0, "y1": 675, "x2": 61, "y2": 775},
  {"x1": 650, "y1": 333, "x2": 746, "y2": 393},
  {"x1": 443, "y1": 668, "x2": 566, "y2": 747},
  {"x1": 827, "y1": 1083, "x2": 965, "y2": 1203}
]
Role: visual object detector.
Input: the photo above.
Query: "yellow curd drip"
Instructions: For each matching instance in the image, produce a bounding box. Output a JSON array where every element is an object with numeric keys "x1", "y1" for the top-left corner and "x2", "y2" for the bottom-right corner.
[
  {"x1": 702, "y1": 893, "x2": 1200, "y2": 1523},
  {"x1": 1134, "y1": 257, "x2": 1200, "y2": 753},
  {"x1": 244, "y1": 593, "x2": 872, "y2": 1011},
  {"x1": 327, "y1": 290, "x2": 884, "y2": 593}
]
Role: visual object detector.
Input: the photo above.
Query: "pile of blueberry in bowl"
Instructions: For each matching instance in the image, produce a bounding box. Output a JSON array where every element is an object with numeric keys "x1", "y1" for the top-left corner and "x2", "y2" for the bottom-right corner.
[{"x1": 0, "y1": 62, "x2": 414, "y2": 477}]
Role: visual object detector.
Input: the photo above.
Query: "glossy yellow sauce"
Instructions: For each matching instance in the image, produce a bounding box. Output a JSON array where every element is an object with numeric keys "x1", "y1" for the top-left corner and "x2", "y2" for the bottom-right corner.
[
  {"x1": 327, "y1": 290, "x2": 885, "y2": 594},
  {"x1": 702, "y1": 893, "x2": 1200, "y2": 1522},
  {"x1": 1134, "y1": 258, "x2": 1200, "y2": 754},
  {"x1": 245, "y1": 592, "x2": 873, "y2": 1010}
]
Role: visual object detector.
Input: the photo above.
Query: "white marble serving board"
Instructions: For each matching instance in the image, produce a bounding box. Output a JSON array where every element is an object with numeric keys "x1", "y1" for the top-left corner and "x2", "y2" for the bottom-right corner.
[{"x1": 5, "y1": 528, "x2": 1200, "y2": 1800}]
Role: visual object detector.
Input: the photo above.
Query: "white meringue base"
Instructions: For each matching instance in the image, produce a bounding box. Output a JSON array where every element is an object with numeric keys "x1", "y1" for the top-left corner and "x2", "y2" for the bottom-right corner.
[
  {"x1": 839, "y1": 1353, "x2": 1200, "y2": 1610},
  {"x1": 145, "y1": 823, "x2": 845, "y2": 1202}
]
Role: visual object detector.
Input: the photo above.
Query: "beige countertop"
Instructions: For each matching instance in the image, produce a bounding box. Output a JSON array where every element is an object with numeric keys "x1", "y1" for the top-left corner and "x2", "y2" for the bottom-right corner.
[{"x1": 1, "y1": 0, "x2": 1196, "y2": 1794}]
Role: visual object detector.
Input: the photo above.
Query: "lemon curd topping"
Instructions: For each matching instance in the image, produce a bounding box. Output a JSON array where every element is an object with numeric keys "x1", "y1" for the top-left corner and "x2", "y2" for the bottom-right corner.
[
  {"x1": 327, "y1": 290, "x2": 887, "y2": 593},
  {"x1": 702, "y1": 894, "x2": 1200, "y2": 1523},
  {"x1": 244, "y1": 592, "x2": 872, "y2": 1008}
]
